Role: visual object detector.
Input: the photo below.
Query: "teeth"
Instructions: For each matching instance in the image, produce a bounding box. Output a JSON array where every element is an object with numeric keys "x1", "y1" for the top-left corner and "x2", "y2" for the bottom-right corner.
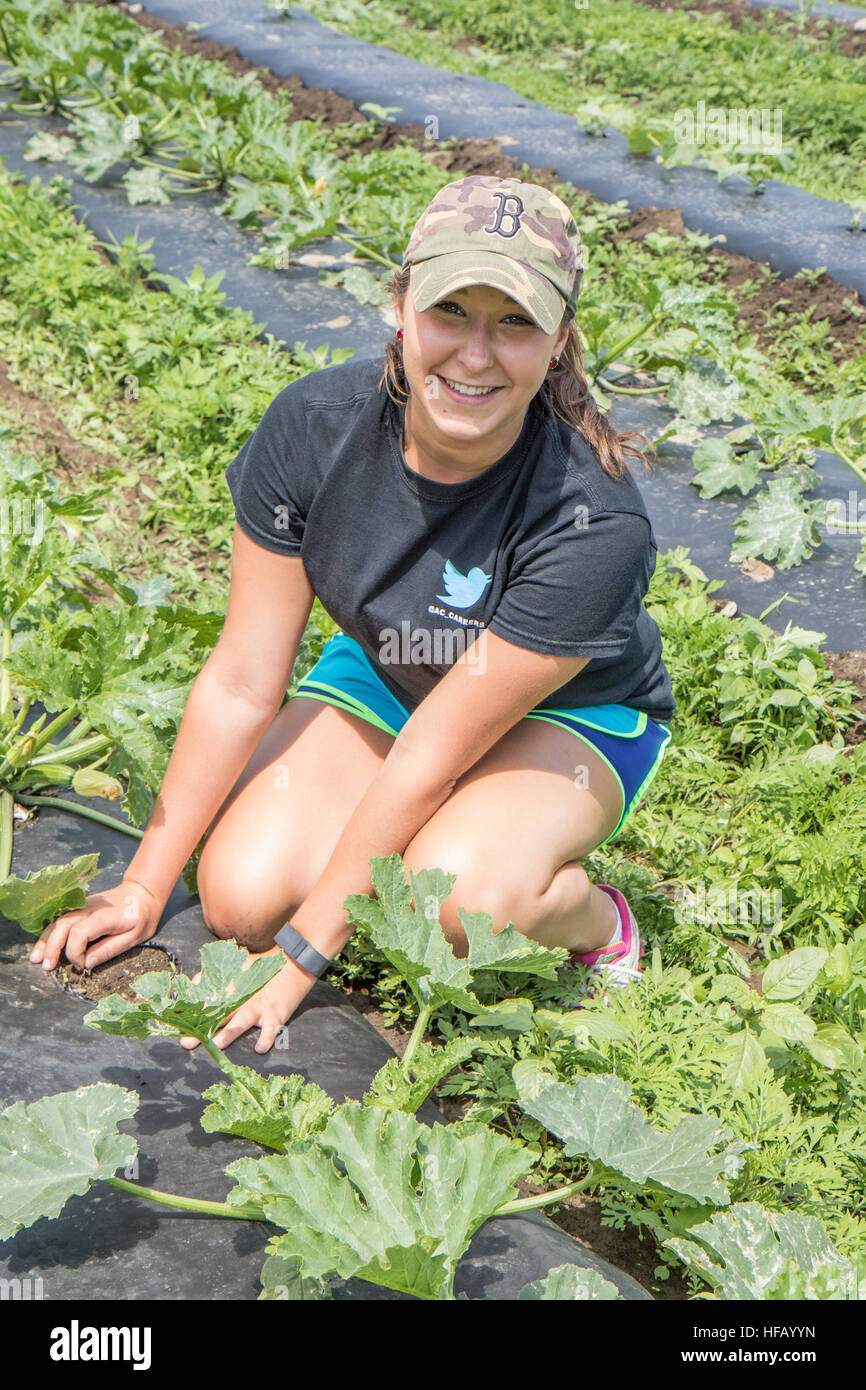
[{"x1": 442, "y1": 377, "x2": 499, "y2": 396}]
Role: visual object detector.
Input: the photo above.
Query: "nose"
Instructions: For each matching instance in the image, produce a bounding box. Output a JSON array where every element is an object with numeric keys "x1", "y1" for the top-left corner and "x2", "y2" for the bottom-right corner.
[{"x1": 455, "y1": 316, "x2": 497, "y2": 372}]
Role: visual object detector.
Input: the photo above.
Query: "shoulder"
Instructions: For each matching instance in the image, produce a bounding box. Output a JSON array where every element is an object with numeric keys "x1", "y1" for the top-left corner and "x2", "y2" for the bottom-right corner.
[
  {"x1": 268, "y1": 355, "x2": 384, "y2": 415},
  {"x1": 537, "y1": 397, "x2": 656, "y2": 542}
]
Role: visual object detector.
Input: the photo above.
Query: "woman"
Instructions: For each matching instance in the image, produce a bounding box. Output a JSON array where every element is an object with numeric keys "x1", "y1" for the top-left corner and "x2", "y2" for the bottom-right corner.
[{"x1": 31, "y1": 176, "x2": 676, "y2": 1053}]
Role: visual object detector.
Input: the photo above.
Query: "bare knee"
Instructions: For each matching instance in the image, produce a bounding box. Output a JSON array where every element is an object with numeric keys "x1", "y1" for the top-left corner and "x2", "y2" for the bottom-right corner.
[
  {"x1": 402, "y1": 836, "x2": 530, "y2": 955},
  {"x1": 197, "y1": 846, "x2": 301, "y2": 953}
]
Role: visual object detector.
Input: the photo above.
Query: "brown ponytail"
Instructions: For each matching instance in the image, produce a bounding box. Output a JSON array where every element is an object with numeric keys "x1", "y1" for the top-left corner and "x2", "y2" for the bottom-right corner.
[{"x1": 377, "y1": 266, "x2": 653, "y2": 480}]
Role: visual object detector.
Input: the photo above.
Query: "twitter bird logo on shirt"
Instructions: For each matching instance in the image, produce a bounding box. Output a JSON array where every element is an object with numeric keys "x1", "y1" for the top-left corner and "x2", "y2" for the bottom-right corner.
[{"x1": 436, "y1": 559, "x2": 492, "y2": 608}]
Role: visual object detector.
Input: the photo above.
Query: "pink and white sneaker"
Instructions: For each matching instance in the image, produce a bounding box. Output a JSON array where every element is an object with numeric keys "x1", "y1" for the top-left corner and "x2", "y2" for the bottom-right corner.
[{"x1": 561, "y1": 884, "x2": 644, "y2": 1006}]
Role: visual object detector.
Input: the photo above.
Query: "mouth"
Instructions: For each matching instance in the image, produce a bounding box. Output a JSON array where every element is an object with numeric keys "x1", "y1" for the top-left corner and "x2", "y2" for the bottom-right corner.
[{"x1": 437, "y1": 374, "x2": 505, "y2": 404}]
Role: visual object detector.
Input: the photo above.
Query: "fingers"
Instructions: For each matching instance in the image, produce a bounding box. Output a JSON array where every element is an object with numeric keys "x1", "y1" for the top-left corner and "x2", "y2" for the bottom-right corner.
[
  {"x1": 212, "y1": 1003, "x2": 257, "y2": 1052},
  {"x1": 63, "y1": 918, "x2": 119, "y2": 972},
  {"x1": 30, "y1": 913, "x2": 81, "y2": 971},
  {"x1": 253, "y1": 1015, "x2": 283, "y2": 1055},
  {"x1": 81, "y1": 924, "x2": 150, "y2": 972}
]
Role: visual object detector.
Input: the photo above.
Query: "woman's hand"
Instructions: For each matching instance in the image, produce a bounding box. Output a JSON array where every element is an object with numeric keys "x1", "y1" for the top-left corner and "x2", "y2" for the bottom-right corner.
[
  {"x1": 180, "y1": 946, "x2": 317, "y2": 1055},
  {"x1": 29, "y1": 879, "x2": 163, "y2": 972}
]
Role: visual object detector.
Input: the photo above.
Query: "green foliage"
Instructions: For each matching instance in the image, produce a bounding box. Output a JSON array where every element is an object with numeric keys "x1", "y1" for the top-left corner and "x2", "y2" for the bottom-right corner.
[
  {"x1": 664, "y1": 1202, "x2": 862, "y2": 1299},
  {"x1": 281, "y1": 0, "x2": 866, "y2": 206},
  {"x1": 201, "y1": 1063, "x2": 335, "y2": 1150},
  {"x1": 362, "y1": 1038, "x2": 475, "y2": 1114},
  {"x1": 517, "y1": 1263, "x2": 625, "y2": 1300},
  {"x1": 0, "y1": 853, "x2": 100, "y2": 936},
  {"x1": 342, "y1": 852, "x2": 566, "y2": 1023},
  {"x1": 513, "y1": 1060, "x2": 751, "y2": 1205},
  {"x1": 0, "y1": 1083, "x2": 138, "y2": 1239},
  {"x1": 84, "y1": 940, "x2": 284, "y2": 1043},
  {"x1": 226, "y1": 1103, "x2": 534, "y2": 1299}
]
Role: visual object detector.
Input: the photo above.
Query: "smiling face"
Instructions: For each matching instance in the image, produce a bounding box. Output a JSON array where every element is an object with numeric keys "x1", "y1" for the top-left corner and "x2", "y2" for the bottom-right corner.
[{"x1": 394, "y1": 281, "x2": 569, "y2": 478}]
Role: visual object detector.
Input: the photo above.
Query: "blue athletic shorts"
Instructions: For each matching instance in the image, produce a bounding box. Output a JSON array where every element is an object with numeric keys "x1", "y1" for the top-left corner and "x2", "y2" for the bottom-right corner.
[{"x1": 288, "y1": 633, "x2": 672, "y2": 846}]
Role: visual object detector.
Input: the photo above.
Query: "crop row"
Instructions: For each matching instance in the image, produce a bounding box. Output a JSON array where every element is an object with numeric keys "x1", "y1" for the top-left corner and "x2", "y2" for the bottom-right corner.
[
  {"x1": 271, "y1": 0, "x2": 866, "y2": 207},
  {"x1": 1, "y1": 324, "x2": 865, "y2": 1284},
  {"x1": 0, "y1": 3, "x2": 864, "y2": 573}
]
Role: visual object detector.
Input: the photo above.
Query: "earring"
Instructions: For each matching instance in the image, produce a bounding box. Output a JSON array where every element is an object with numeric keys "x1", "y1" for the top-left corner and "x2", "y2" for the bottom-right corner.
[
  {"x1": 549, "y1": 356, "x2": 559, "y2": 369},
  {"x1": 396, "y1": 329, "x2": 403, "y2": 340}
]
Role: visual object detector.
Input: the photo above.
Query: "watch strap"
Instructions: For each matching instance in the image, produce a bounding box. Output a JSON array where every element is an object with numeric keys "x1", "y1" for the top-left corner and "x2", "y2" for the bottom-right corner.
[{"x1": 274, "y1": 921, "x2": 332, "y2": 978}]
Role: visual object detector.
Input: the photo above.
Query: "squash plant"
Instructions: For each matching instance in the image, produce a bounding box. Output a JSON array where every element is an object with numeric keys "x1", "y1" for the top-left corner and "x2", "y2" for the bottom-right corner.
[
  {"x1": 0, "y1": 439, "x2": 222, "y2": 932},
  {"x1": 1, "y1": 853, "x2": 847, "y2": 1301}
]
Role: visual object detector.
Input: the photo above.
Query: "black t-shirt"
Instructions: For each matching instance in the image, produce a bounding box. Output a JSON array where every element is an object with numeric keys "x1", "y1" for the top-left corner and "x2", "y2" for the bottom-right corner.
[{"x1": 225, "y1": 356, "x2": 676, "y2": 723}]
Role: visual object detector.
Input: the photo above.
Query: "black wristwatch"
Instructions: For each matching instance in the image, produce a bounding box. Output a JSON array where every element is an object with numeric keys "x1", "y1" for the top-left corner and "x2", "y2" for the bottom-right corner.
[{"x1": 274, "y1": 921, "x2": 333, "y2": 978}]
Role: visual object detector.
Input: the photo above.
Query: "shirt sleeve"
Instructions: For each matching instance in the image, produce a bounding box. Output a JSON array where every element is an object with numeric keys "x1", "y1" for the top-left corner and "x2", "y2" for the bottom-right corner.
[
  {"x1": 224, "y1": 388, "x2": 307, "y2": 556},
  {"x1": 486, "y1": 509, "x2": 654, "y2": 659}
]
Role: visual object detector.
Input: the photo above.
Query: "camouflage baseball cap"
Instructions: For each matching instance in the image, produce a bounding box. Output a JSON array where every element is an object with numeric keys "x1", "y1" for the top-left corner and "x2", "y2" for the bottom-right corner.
[{"x1": 402, "y1": 176, "x2": 583, "y2": 335}]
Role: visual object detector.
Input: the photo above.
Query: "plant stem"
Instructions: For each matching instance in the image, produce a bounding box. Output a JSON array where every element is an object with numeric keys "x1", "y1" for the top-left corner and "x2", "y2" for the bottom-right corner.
[
  {"x1": 26, "y1": 707, "x2": 79, "y2": 757},
  {"x1": 593, "y1": 314, "x2": 661, "y2": 373},
  {"x1": 0, "y1": 622, "x2": 11, "y2": 722},
  {"x1": 107, "y1": 1175, "x2": 265, "y2": 1221},
  {"x1": 30, "y1": 733, "x2": 111, "y2": 765},
  {"x1": 599, "y1": 380, "x2": 670, "y2": 396},
  {"x1": 51, "y1": 719, "x2": 93, "y2": 750},
  {"x1": 401, "y1": 1003, "x2": 434, "y2": 1069},
  {"x1": 0, "y1": 16, "x2": 16, "y2": 63},
  {"x1": 199, "y1": 1036, "x2": 268, "y2": 1115},
  {"x1": 13, "y1": 793, "x2": 143, "y2": 838},
  {"x1": 0, "y1": 788, "x2": 12, "y2": 881},
  {"x1": 494, "y1": 1173, "x2": 596, "y2": 1216},
  {"x1": 334, "y1": 229, "x2": 399, "y2": 270}
]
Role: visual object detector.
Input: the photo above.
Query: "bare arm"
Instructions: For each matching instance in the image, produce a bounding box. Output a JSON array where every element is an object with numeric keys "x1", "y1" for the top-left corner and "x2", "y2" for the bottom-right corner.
[
  {"x1": 32, "y1": 526, "x2": 314, "y2": 969},
  {"x1": 124, "y1": 528, "x2": 315, "y2": 905}
]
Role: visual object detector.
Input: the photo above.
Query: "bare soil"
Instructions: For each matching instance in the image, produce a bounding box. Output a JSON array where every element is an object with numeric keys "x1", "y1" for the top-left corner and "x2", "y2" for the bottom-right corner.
[
  {"x1": 49, "y1": 941, "x2": 178, "y2": 1001},
  {"x1": 91, "y1": 1, "x2": 866, "y2": 371}
]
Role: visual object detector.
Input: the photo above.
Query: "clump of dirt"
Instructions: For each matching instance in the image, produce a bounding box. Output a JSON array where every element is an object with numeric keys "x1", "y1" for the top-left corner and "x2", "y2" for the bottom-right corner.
[
  {"x1": 513, "y1": 1175, "x2": 694, "y2": 1299},
  {"x1": 51, "y1": 942, "x2": 177, "y2": 1002},
  {"x1": 613, "y1": 206, "x2": 866, "y2": 365},
  {"x1": 823, "y1": 649, "x2": 866, "y2": 745}
]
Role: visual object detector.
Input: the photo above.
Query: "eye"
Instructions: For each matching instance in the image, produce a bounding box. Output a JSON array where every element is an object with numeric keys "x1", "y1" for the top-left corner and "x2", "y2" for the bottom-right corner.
[{"x1": 435, "y1": 300, "x2": 533, "y2": 325}]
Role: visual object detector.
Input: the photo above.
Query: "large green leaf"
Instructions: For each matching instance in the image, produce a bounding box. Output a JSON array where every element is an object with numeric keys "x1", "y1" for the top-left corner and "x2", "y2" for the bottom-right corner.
[
  {"x1": 201, "y1": 1063, "x2": 335, "y2": 1150},
  {"x1": 690, "y1": 438, "x2": 763, "y2": 498},
  {"x1": 663, "y1": 1203, "x2": 859, "y2": 1299},
  {"x1": 226, "y1": 1103, "x2": 533, "y2": 1300},
  {"x1": 513, "y1": 1062, "x2": 748, "y2": 1204},
  {"x1": 730, "y1": 477, "x2": 839, "y2": 570},
  {"x1": 0, "y1": 1084, "x2": 138, "y2": 1239},
  {"x1": 760, "y1": 947, "x2": 828, "y2": 1002},
  {"x1": 518, "y1": 1263, "x2": 625, "y2": 1300},
  {"x1": 0, "y1": 853, "x2": 100, "y2": 935},
  {"x1": 342, "y1": 854, "x2": 566, "y2": 1018},
  {"x1": 665, "y1": 354, "x2": 740, "y2": 432},
  {"x1": 85, "y1": 940, "x2": 284, "y2": 1042}
]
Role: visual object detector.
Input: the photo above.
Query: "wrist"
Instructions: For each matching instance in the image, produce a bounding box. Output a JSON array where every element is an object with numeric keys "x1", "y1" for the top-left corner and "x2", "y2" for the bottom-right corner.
[
  {"x1": 287, "y1": 908, "x2": 354, "y2": 962},
  {"x1": 124, "y1": 875, "x2": 163, "y2": 906}
]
